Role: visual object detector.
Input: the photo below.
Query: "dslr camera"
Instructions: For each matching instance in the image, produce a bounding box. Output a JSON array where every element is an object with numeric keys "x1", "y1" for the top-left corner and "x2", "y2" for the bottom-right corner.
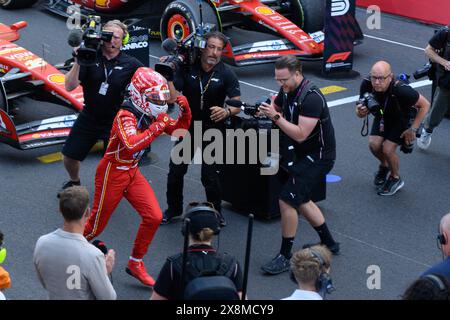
[
  {"x1": 359, "y1": 92, "x2": 381, "y2": 116},
  {"x1": 155, "y1": 23, "x2": 216, "y2": 81},
  {"x1": 76, "y1": 16, "x2": 113, "y2": 66}
]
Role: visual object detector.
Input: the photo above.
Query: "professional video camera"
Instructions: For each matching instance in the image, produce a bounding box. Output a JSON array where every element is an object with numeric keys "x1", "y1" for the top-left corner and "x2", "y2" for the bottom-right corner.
[
  {"x1": 225, "y1": 98, "x2": 273, "y2": 130},
  {"x1": 155, "y1": 23, "x2": 216, "y2": 81},
  {"x1": 68, "y1": 16, "x2": 113, "y2": 66},
  {"x1": 358, "y1": 92, "x2": 381, "y2": 116},
  {"x1": 413, "y1": 62, "x2": 433, "y2": 80}
]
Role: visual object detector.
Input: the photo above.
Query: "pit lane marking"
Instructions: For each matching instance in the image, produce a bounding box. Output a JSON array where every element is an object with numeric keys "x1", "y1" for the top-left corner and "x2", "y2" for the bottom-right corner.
[
  {"x1": 37, "y1": 141, "x2": 104, "y2": 164},
  {"x1": 363, "y1": 34, "x2": 425, "y2": 51}
]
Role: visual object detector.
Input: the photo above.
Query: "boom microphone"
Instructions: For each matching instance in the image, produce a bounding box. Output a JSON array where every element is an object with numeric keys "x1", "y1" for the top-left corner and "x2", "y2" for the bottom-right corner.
[
  {"x1": 92, "y1": 240, "x2": 108, "y2": 255},
  {"x1": 68, "y1": 29, "x2": 83, "y2": 48},
  {"x1": 161, "y1": 38, "x2": 178, "y2": 54}
]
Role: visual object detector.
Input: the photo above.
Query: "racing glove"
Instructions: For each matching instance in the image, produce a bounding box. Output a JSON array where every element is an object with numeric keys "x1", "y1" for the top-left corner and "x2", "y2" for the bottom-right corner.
[{"x1": 164, "y1": 95, "x2": 192, "y2": 137}]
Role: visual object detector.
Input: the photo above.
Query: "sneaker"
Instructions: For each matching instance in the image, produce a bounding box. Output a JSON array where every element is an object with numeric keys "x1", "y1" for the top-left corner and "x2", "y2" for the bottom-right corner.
[
  {"x1": 217, "y1": 211, "x2": 227, "y2": 227},
  {"x1": 377, "y1": 176, "x2": 404, "y2": 196},
  {"x1": 302, "y1": 242, "x2": 341, "y2": 255},
  {"x1": 374, "y1": 166, "x2": 389, "y2": 186},
  {"x1": 261, "y1": 254, "x2": 290, "y2": 275},
  {"x1": 160, "y1": 209, "x2": 182, "y2": 225},
  {"x1": 57, "y1": 180, "x2": 81, "y2": 198},
  {"x1": 417, "y1": 128, "x2": 432, "y2": 150},
  {"x1": 125, "y1": 260, "x2": 155, "y2": 286}
]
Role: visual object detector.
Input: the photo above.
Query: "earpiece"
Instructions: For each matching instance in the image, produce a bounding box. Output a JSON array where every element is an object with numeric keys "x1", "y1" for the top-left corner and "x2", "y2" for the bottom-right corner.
[
  {"x1": 437, "y1": 233, "x2": 447, "y2": 246},
  {"x1": 181, "y1": 202, "x2": 221, "y2": 236},
  {"x1": 122, "y1": 32, "x2": 129, "y2": 46},
  {"x1": 0, "y1": 247, "x2": 7, "y2": 264}
]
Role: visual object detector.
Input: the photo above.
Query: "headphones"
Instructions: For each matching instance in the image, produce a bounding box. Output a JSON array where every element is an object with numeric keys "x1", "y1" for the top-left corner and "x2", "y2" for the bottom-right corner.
[
  {"x1": 437, "y1": 233, "x2": 447, "y2": 247},
  {"x1": 181, "y1": 202, "x2": 221, "y2": 237},
  {"x1": 289, "y1": 247, "x2": 334, "y2": 297},
  {"x1": 423, "y1": 274, "x2": 450, "y2": 299},
  {"x1": 122, "y1": 32, "x2": 129, "y2": 46}
]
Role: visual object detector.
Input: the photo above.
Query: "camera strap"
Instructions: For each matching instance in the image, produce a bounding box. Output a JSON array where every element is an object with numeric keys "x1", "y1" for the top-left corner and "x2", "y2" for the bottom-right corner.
[
  {"x1": 199, "y1": 71, "x2": 215, "y2": 110},
  {"x1": 287, "y1": 79, "x2": 309, "y2": 121}
]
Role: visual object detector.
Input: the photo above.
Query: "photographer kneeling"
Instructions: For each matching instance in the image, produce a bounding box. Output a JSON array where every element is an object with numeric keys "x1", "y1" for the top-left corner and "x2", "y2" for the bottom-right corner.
[{"x1": 356, "y1": 61, "x2": 429, "y2": 196}]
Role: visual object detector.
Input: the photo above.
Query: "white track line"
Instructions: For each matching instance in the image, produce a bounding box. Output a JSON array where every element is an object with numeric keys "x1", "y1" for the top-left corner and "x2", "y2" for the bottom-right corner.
[{"x1": 363, "y1": 34, "x2": 425, "y2": 51}]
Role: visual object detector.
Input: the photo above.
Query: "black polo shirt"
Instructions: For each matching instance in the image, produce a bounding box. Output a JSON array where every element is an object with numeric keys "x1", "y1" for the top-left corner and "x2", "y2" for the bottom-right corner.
[
  {"x1": 429, "y1": 26, "x2": 450, "y2": 88},
  {"x1": 79, "y1": 51, "x2": 143, "y2": 125},
  {"x1": 174, "y1": 60, "x2": 240, "y2": 127},
  {"x1": 274, "y1": 79, "x2": 336, "y2": 161}
]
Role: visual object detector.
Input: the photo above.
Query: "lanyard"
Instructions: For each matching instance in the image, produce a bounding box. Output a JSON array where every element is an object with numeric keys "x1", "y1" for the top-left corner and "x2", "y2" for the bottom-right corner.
[
  {"x1": 103, "y1": 62, "x2": 114, "y2": 84},
  {"x1": 199, "y1": 71, "x2": 215, "y2": 110},
  {"x1": 287, "y1": 79, "x2": 308, "y2": 121}
]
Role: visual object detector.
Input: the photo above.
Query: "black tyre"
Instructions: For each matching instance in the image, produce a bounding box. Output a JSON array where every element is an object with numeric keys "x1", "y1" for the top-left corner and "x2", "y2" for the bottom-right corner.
[
  {"x1": 0, "y1": 0, "x2": 38, "y2": 9},
  {"x1": 160, "y1": 0, "x2": 219, "y2": 42},
  {"x1": 290, "y1": 0, "x2": 326, "y2": 33}
]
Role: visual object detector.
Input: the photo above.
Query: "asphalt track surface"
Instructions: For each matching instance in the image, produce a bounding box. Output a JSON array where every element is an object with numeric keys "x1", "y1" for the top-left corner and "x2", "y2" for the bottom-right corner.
[{"x1": 0, "y1": 7, "x2": 447, "y2": 300}]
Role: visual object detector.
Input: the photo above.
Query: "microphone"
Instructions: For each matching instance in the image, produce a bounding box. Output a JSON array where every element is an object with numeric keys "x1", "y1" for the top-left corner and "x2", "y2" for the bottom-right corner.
[
  {"x1": 161, "y1": 38, "x2": 178, "y2": 54},
  {"x1": 68, "y1": 29, "x2": 83, "y2": 48},
  {"x1": 92, "y1": 240, "x2": 108, "y2": 255}
]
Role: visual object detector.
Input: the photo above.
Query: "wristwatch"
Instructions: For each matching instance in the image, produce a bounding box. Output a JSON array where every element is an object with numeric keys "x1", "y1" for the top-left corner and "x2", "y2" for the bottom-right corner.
[
  {"x1": 411, "y1": 127, "x2": 418, "y2": 133},
  {"x1": 273, "y1": 113, "x2": 281, "y2": 122}
]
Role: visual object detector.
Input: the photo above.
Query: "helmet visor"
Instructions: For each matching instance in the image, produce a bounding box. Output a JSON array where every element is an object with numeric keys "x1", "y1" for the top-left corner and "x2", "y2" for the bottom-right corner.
[{"x1": 144, "y1": 84, "x2": 170, "y2": 104}]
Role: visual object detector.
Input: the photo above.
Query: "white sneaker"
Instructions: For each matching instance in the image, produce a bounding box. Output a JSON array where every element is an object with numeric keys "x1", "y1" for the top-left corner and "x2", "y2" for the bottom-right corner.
[{"x1": 417, "y1": 128, "x2": 432, "y2": 150}]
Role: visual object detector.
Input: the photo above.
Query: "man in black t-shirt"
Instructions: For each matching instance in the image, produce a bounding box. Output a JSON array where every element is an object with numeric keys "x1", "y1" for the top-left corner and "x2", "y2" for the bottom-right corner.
[
  {"x1": 356, "y1": 61, "x2": 429, "y2": 196},
  {"x1": 60, "y1": 20, "x2": 143, "y2": 196},
  {"x1": 259, "y1": 55, "x2": 339, "y2": 275},
  {"x1": 162, "y1": 32, "x2": 241, "y2": 226},
  {"x1": 418, "y1": 26, "x2": 450, "y2": 150}
]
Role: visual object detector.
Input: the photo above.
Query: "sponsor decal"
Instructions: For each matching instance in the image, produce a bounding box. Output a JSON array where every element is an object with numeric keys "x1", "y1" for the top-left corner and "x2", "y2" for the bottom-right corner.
[
  {"x1": 0, "y1": 63, "x2": 9, "y2": 73},
  {"x1": 95, "y1": 0, "x2": 110, "y2": 8},
  {"x1": 122, "y1": 42, "x2": 149, "y2": 50},
  {"x1": 0, "y1": 46, "x2": 22, "y2": 55},
  {"x1": 24, "y1": 58, "x2": 47, "y2": 70},
  {"x1": 255, "y1": 6, "x2": 275, "y2": 15},
  {"x1": 48, "y1": 74, "x2": 65, "y2": 85},
  {"x1": 31, "y1": 131, "x2": 66, "y2": 139},
  {"x1": 5, "y1": 51, "x2": 33, "y2": 61},
  {"x1": 326, "y1": 51, "x2": 351, "y2": 63},
  {"x1": 331, "y1": 0, "x2": 350, "y2": 16},
  {"x1": 309, "y1": 31, "x2": 325, "y2": 44}
]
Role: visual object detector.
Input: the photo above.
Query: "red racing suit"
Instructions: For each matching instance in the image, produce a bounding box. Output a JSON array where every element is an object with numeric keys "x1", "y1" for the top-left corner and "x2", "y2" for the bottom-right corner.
[{"x1": 84, "y1": 98, "x2": 191, "y2": 259}]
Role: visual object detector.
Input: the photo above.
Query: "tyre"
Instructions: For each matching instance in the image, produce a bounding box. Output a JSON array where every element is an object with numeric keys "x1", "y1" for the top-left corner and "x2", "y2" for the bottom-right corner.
[
  {"x1": 0, "y1": 0, "x2": 38, "y2": 9},
  {"x1": 290, "y1": 0, "x2": 326, "y2": 33},
  {"x1": 160, "y1": 0, "x2": 219, "y2": 42}
]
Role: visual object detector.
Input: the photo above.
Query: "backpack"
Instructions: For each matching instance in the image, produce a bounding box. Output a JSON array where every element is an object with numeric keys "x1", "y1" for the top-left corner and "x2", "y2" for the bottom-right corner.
[{"x1": 169, "y1": 251, "x2": 239, "y2": 300}]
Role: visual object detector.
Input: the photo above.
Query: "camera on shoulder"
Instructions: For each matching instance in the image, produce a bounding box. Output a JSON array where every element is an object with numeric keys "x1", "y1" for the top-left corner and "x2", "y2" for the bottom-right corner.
[
  {"x1": 68, "y1": 15, "x2": 113, "y2": 66},
  {"x1": 155, "y1": 23, "x2": 216, "y2": 81},
  {"x1": 359, "y1": 92, "x2": 381, "y2": 116}
]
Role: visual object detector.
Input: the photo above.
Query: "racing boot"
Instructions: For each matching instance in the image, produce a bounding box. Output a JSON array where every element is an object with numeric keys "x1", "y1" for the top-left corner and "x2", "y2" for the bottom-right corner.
[{"x1": 125, "y1": 260, "x2": 155, "y2": 287}]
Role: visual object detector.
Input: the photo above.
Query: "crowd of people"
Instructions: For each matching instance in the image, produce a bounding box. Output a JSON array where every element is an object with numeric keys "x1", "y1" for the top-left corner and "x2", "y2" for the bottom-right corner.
[{"x1": 1, "y1": 19, "x2": 450, "y2": 300}]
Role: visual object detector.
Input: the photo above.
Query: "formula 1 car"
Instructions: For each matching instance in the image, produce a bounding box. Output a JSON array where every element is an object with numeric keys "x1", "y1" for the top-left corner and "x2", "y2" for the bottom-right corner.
[
  {"x1": 0, "y1": 21, "x2": 83, "y2": 150},
  {"x1": 1, "y1": 0, "x2": 363, "y2": 66}
]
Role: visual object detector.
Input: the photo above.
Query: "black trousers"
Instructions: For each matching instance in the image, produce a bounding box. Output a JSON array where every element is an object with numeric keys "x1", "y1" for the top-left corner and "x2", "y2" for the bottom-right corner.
[{"x1": 166, "y1": 126, "x2": 223, "y2": 214}]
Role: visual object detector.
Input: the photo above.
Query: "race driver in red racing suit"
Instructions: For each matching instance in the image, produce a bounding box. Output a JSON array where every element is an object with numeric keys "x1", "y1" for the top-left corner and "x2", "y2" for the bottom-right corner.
[{"x1": 84, "y1": 67, "x2": 191, "y2": 286}]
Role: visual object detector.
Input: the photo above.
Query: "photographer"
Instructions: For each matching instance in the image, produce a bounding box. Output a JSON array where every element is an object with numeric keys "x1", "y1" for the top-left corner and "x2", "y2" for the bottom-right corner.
[
  {"x1": 259, "y1": 55, "x2": 339, "y2": 275},
  {"x1": 60, "y1": 19, "x2": 144, "y2": 195},
  {"x1": 356, "y1": 61, "x2": 429, "y2": 196},
  {"x1": 161, "y1": 31, "x2": 241, "y2": 226},
  {"x1": 418, "y1": 26, "x2": 450, "y2": 150}
]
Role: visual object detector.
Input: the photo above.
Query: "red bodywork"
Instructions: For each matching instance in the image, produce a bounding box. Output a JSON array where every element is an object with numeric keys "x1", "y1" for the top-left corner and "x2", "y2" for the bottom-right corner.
[{"x1": 0, "y1": 22, "x2": 84, "y2": 150}]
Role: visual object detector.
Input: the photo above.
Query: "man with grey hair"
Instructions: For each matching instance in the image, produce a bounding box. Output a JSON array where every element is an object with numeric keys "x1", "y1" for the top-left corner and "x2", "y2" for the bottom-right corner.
[
  {"x1": 422, "y1": 213, "x2": 450, "y2": 279},
  {"x1": 33, "y1": 186, "x2": 116, "y2": 300}
]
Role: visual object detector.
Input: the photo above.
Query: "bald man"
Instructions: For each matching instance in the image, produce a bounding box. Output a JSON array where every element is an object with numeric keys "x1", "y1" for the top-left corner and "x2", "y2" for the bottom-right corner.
[
  {"x1": 356, "y1": 61, "x2": 429, "y2": 196},
  {"x1": 422, "y1": 213, "x2": 450, "y2": 279}
]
